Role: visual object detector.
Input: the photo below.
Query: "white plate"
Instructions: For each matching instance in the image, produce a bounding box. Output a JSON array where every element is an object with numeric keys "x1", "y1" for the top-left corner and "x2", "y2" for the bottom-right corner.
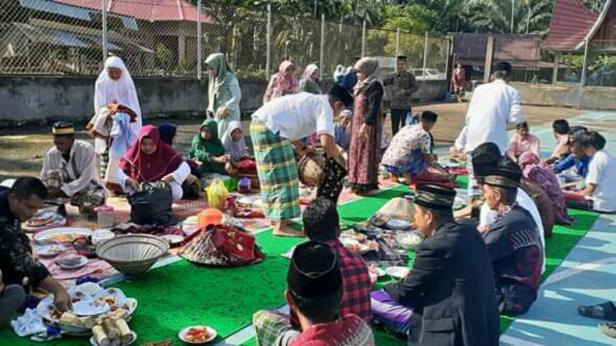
[
  {"x1": 396, "y1": 232, "x2": 422, "y2": 250},
  {"x1": 90, "y1": 331, "x2": 137, "y2": 346},
  {"x1": 34, "y1": 227, "x2": 94, "y2": 243},
  {"x1": 55, "y1": 255, "x2": 88, "y2": 270},
  {"x1": 36, "y1": 244, "x2": 64, "y2": 258},
  {"x1": 162, "y1": 234, "x2": 185, "y2": 245},
  {"x1": 73, "y1": 300, "x2": 110, "y2": 316},
  {"x1": 91, "y1": 230, "x2": 115, "y2": 246},
  {"x1": 385, "y1": 219, "x2": 411, "y2": 230},
  {"x1": 179, "y1": 326, "x2": 217, "y2": 344},
  {"x1": 386, "y1": 266, "x2": 410, "y2": 279}
]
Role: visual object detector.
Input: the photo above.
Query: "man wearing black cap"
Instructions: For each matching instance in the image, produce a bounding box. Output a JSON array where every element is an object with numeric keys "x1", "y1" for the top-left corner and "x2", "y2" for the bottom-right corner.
[
  {"x1": 472, "y1": 142, "x2": 546, "y2": 273},
  {"x1": 383, "y1": 55, "x2": 419, "y2": 135},
  {"x1": 480, "y1": 157, "x2": 543, "y2": 316},
  {"x1": 253, "y1": 241, "x2": 374, "y2": 346},
  {"x1": 250, "y1": 85, "x2": 352, "y2": 236},
  {"x1": 462, "y1": 61, "x2": 524, "y2": 194},
  {"x1": 373, "y1": 184, "x2": 499, "y2": 345},
  {"x1": 40, "y1": 122, "x2": 105, "y2": 215}
]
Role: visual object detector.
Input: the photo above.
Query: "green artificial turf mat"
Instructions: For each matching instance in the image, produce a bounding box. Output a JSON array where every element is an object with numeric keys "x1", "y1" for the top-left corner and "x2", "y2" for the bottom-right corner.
[
  {"x1": 0, "y1": 231, "x2": 306, "y2": 345},
  {"x1": 0, "y1": 186, "x2": 599, "y2": 345}
]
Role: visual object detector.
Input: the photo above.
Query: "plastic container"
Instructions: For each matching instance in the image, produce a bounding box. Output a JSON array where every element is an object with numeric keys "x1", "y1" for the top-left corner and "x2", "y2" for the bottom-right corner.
[
  {"x1": 197, "y1": 208, "x2": 224, "y2": 228},
  {"x1": 95, "y1": 205, "x2": 115, "y2": 229}
]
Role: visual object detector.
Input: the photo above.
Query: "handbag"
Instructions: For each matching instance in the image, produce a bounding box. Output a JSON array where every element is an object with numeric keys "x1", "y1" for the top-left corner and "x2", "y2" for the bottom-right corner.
[
  {"x1": 317, "y1": 157, "x2": 347, "y2": 202},
  {"x1": 128, "y1": 182, "x2": 173, "y2": 225}
]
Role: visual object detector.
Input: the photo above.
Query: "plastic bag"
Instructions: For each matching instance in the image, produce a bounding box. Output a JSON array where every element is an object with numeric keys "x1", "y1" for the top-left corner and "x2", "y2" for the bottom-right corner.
[{"x1": 206, "y1": 179, "x2": 229, "y2": 210}]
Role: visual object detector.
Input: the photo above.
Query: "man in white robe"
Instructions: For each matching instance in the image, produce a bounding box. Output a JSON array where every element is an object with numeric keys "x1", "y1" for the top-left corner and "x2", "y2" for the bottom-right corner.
[
  {"x1": 463, "y1": 61, "x2": 524, "y2": 195},
  {"x1": 41, "y1": 122, "x2": 105, "y2": 215}
]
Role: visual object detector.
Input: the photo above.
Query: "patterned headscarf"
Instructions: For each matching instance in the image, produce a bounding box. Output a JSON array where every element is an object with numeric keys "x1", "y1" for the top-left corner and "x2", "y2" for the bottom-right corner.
[{"x1": 353, "y1": 58, "x2": 381, "y2": 95}]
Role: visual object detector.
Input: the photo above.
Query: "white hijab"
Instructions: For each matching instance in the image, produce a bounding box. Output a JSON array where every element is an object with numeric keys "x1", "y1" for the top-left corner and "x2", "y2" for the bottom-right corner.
[
  {"x1": 222, "y1": 121, "x2": 248, "y2": 162},
  {"x1": 94, "y1": 56, "x2": 142, "y2": 132}
]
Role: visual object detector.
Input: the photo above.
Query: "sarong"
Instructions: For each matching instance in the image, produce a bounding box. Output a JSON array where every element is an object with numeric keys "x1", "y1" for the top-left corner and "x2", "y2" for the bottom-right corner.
[{"x1": 250, "y1": 121, "x2": 301, "y2": 220}]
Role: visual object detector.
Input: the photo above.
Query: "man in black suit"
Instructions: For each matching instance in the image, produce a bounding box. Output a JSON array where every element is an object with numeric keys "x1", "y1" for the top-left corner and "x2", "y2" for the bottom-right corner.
[{"x1": 374, "y1": 184, "x2": 499, "y2": 345}]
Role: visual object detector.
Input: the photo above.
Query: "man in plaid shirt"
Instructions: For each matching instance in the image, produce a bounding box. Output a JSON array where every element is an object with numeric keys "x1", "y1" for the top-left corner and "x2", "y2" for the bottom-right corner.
[{"x1": 303, "y1": 198, "x2": 372, "y2": 322}]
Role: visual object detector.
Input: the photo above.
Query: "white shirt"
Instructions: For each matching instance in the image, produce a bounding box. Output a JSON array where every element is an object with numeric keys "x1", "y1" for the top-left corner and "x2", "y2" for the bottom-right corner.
[
  {"x1": 40, "y1": 140, "x2": 101, "y2": 197},
  {"x1": 252, "y1": 93, "x2": 334, "y2": 141},
  {"x1": 586, "y1": 150, "x2": 616, "y2": 212},
  {"x1": 454, "y1": 126, "x2": 468, "y2": 151},
  {"x1": 480, "y1": 188, "x2": 546, "y2": 273},
  {"x1": 464, "y1": 80, "x2": 523, "y2": 154}
]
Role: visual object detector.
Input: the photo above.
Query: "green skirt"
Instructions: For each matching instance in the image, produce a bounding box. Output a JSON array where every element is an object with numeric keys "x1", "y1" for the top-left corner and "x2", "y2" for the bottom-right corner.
[{"x1": 250, "y1": 121, "x2": 300, "y2": 221}]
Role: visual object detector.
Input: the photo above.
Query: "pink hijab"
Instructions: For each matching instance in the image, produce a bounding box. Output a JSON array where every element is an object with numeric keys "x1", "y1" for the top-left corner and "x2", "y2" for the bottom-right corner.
[
  {"x1": 519, "y1": 152, "x2": 574, "y2": 225},
  {"x1": 119, "y1": 125, "x2": 184, "y2": 182},
  {"x1": 274, "y1": 61, "x2": 299, "y2": 93}
]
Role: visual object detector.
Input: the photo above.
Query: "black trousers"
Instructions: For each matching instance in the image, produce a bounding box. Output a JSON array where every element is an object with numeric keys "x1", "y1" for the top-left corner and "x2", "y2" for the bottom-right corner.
[{"x1": 390, "y1": 109, "x2": 410, "y2": 136}]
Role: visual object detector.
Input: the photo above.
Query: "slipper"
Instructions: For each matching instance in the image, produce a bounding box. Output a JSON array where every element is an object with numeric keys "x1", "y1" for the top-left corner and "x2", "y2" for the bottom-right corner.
[
  {"x1": 578, "y1": 301, "x2": 616, "y2": 321},
  {"x1": 599, "y1": 322, "x2": 616, "y2": 338}
]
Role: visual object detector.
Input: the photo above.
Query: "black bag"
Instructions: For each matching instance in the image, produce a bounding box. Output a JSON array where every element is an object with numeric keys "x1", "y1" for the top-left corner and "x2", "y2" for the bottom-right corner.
[
  {"x1": 317, "y1": 157, "x2": 347, "y2": 202},
  {"x1": 128, "y1": 182, "x2": 173, "y2": 225}
]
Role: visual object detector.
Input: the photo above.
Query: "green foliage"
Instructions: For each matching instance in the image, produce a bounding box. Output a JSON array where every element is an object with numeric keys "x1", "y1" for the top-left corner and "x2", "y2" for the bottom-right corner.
[{"x1": 155, "y1": 43, "x2": 173, "y2": 70}]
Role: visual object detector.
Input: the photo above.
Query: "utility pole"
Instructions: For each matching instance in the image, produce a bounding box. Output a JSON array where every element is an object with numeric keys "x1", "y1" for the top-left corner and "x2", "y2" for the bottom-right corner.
[{"x1": 511, "y1": 0, "x2": 515, "y2": 34}]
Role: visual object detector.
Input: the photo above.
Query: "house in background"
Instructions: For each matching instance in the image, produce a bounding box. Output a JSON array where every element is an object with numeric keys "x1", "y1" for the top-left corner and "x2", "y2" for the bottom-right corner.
[
  {"x1": 0, "y1": 0, "x2": 212, "y2": 76},
  {"x1": 451, "y1": 33, "x2": 558, "y2": 84}
]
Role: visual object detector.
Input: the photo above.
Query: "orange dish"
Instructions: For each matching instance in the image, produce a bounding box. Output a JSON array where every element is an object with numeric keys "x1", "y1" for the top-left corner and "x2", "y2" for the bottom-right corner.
[{"x1": 185, "y1": 327, "x2": 210, "y2": 342}]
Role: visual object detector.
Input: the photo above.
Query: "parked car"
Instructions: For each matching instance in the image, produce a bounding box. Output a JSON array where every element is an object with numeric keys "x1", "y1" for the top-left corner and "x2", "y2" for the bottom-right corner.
[{"x1": 412, "y1": 68, "x2": 446, "y2": 80}]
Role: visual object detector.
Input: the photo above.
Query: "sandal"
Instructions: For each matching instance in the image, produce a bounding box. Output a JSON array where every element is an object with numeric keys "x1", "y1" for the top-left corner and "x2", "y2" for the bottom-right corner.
[
  {"x1": 578, "y1": 301, "x2": 616, "y2": 321},
  {"x1": 599, "y1": 322, "x2": 616, "y2": 338}
]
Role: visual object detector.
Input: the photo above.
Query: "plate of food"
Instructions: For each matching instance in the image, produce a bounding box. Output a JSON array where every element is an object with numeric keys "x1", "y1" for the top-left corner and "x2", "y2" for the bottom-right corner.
[
  {"x1": 55, "y1": 255, "x2": 88, "y2": 270},
  {"x1": 340, "y1": 230, "x2": 367, "y2": 242},
  {"x1": 25, "y1": 210, "x2": 56, "y2": 227},
  {"x1": 37, "y1": 283, "x2": 138, "y2": 336},
  {"x1": 339, "y1": 238, "x2": 378, "y2": 255},
  {"x1": 386, "y1": 266, "x2": 411, "y2": 279},
  {"x1": 396, "y1": 232, "x2": 422, "y2": 250},
  {"x1": 36, "y1": 244, "x2": 64, "y2": 258},
  {"x1": 73, "y1": 300, "x2": 110, "y2": 316},
  {"x1": 179, "y1": 326, "x2": 217, "y2": 344},
  {"x1": 34, "y1": 227, "x2": 94, "y2": 243},
  {"x1": 161, "y1": 234, "x2": 185, "y2": 246},
  {"x1": 385, "y1": 219, "x2": 412, "y2": 231}
]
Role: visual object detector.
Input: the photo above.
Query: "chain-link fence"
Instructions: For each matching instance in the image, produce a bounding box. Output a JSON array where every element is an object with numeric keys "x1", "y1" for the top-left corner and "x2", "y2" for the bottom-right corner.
[{"x1": 0, "y1": 0, "x2": 450, "y2": 81}]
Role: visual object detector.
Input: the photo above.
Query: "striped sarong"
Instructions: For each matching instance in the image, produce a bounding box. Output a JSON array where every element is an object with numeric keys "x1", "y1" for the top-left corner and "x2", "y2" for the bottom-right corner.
[{"x1": 250, "y1": 120, "x2": 300, "y2": 221}]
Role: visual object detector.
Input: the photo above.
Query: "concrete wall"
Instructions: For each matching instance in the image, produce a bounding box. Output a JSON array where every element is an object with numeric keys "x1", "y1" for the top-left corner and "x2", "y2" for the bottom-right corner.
[
  {"x1": 0, "y1": 76, "x2": 447, "y2": 125},
  {"x1": 512, "y1": 82, "x2": 616, "y2": 110}
]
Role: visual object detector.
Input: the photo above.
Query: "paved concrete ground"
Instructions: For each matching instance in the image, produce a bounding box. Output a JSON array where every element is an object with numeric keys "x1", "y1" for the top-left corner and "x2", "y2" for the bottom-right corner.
[{"x1": 0, "y1": 103, "x2": 582, "y2": 180}]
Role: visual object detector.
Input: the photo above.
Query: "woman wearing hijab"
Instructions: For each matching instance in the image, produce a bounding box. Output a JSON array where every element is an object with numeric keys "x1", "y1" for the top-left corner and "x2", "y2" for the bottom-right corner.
[
  {"x1": 157, "y1": 123, "x2": 203, "y2": 200},
  {"x1": 205, "y1": 53, "x2": 241, "y2": 139},
  {"x1": 117, "y1": 125, "x2": 189, "y2": 202},
  {"x1": 300, "y1": 64, "x2": 321, "y2": 94},
  {"x1": 333, "y1": 65, "x2": 345, "y2": 85},
  {"x1": 88, "y1": 56, "x2": 142, "y2": 187},
  {"x1": 348, "y1": 58, "x2": 384, "y2": 195},
  {"x1": 222, "y1": 121, "x2": 257, "y2": 176},
  {"x1": 519, "y1": 152, "x2": 574, "y2": 225},
  {"x1": 190, "y1": 119, "x2": 235, "y2": 175},
  {"x1": 263, "y1": 60, "x2": 299, "y2": 103}
]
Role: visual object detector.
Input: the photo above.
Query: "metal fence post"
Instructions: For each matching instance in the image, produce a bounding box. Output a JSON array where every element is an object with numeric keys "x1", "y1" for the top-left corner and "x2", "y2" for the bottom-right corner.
[
  {"x1": 422, "y1": 31, "x2": 428, "y2": 73},
  {"x1": 266, "y1": 4, "x2": 272, "y2": 80},
  {"x1": 319, "y1": 14, "x2": 325, "y2": 81},
  {"x1": 197, "y1": 0, "x2": 202, "y2": 80},
  {"x1": 101, "y1": 0, "x2": 108, "y2": 60},
  {"x1": 361, "y1": 19, "x2": 367, "y2": 57},
  {"x1": 581, "y1": 39, "x2": 590, "y2": 86},
  {"x1": 395, "y1": 28, "x2": 400, "y2": 73}
]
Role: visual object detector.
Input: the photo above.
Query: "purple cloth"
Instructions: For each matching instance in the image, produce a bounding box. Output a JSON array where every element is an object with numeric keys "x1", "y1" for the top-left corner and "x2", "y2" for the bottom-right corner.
[{"x1": 371, "y1": 290, "x2": 413, "y2": 334}]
